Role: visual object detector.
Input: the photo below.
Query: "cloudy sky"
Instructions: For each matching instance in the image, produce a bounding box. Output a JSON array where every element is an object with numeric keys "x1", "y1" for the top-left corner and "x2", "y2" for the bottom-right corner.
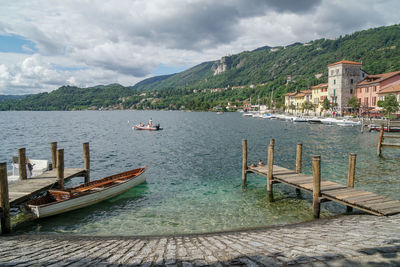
[{"x1": 0, "y1": 0, "x2": 399, "y2": 95}]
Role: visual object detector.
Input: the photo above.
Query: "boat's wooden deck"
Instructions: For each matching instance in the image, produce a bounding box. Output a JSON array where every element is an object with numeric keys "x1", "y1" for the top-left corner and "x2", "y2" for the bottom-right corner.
[
  {"x1": 248, "y1": 165, "x2": 400, "y2": 216},
  {"x1": 8, "y1": 168, "x2": 87, "y2": 205}
]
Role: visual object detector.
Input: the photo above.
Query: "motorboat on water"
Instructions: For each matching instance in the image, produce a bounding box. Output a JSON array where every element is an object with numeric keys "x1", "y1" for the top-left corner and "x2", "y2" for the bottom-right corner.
[
  {"x1": 133, "y1": 124, "x2": 162, "y2": 131},
  {"x1": 292, "y1": 117, "x2": 308, "y2": 122},
  {"x1": 336, "y1": 120, "x2": 361, "y2": 127},
  {"x1": 308, "y1": 117, "x2": 322, "y2": 124},
  {"x1": 26, "y1": 167, "x2": 147, "y2": 219}
]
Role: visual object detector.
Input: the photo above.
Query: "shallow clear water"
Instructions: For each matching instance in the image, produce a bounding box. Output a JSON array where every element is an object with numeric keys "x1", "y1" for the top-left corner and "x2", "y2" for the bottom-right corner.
[{"x1": 0, "y1": 111, "x2": 398, "y2": 236}]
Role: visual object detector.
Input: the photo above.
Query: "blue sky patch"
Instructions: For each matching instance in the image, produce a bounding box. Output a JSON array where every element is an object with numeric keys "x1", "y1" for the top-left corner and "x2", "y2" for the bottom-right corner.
[{"x1": 0, "y1": 34, "x2": 37, "y2": 54}]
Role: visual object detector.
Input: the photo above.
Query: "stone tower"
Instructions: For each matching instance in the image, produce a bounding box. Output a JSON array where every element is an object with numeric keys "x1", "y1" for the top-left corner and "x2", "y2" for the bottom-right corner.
[{"x1": 327, "y1": 60, "x2": 366, "y2": 113}]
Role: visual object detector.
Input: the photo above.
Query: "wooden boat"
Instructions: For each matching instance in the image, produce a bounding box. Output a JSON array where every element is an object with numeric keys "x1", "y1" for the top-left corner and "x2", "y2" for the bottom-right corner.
[
  {"x1": 368, "y1": 125, "x2": 400, "y2": 132},
  {"x1": 26, "y1": 167, "x2": 147, "y2": 218},
  {"x1": 133, "y1": 124, "x2": 162, "y2": 131}
]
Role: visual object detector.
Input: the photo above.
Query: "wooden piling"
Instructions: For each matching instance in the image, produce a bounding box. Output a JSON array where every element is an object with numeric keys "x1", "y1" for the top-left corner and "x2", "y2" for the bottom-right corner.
[
  {"x1": 18, "y1": 148, "x2": 27, "y2": 181},
  {"x1": 296, "y1": 143, "x2": 303, "y2": 173},
  {"x1": 312, "y1": 155, "x2": 321, "y2": 219},
  {"x1": 269, "y1": 138, "x2": 275, "y2": 146},
  {"x1": 377, "y1": 124, "x2": 384, "y2": 156},
  {"x1": 361, "y1": 118, "x2": 364, "y2": 133},
  {"x1": 295, "y1": 143, "x2": 303, "y2": 194},
  {"x1": 0, "y1": 162, "x2": 11, "y2": 234},
  {"x1": 83, "y1": 142, "x2": 90, "y2": 183},
  {"x1": 51, "y1": 142, "x2": 57, "y2": 169},
  {"x1": 267, "y1": 143, "x2": 274, "y2": 201},
  {"x1": 57, "y1": 149, "x2": 64, "y2": 190},
  {"x1": 346, "y1": 153, "x2": 357, "y2": 212},
  {"x1": 242, "y1": 140, "x2": 247, "y2": 185}
]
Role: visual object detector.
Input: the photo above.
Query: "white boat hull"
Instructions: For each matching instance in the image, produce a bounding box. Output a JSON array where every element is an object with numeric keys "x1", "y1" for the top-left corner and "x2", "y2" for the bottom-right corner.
[{"x1": 29, "y1": 173, "x2": 146, "y2": 218}]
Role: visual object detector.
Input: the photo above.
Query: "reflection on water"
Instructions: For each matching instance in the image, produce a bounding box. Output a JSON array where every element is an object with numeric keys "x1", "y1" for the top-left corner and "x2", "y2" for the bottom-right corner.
[{"x1": 0, "y1": 111, "x2": 398, "y2": 236}]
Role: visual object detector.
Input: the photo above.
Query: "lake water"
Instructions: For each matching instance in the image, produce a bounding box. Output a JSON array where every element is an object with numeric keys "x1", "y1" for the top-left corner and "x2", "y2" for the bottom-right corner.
[{"x1": 0, "y1": 111, "x2": 399, "y2": 236}]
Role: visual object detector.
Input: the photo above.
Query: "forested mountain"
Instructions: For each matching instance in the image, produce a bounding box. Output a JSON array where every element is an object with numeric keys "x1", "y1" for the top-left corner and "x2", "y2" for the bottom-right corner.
[
  {"x1": 0, "y1": 84, "x2": 132, "y2": 110},
  {"x1": 1, "y1": 24, "x2": 400, "y2": 111},
  {"x1": 132, "y1": 24, "x2": 400, "y2": 91}
]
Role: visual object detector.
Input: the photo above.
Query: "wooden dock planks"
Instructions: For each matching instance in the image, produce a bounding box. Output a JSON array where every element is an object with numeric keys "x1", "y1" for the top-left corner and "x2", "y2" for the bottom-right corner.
[
  {"x1": 8, "y1": 168, "x2": 86, "y2": 205},
  {"x1": 248, "y1": 165, "x2": 400, "y2": 216}
]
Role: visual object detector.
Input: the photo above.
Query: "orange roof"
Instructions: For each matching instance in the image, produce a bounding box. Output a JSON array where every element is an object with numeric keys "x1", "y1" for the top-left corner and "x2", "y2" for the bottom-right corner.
[
  {"x1": 284, "y1": 92, "x2": 297, "y2": 96},
  {"x1": 377, "y1": 84, "x2": 400, "y2": 94},
  {"x1": 285, "y1": 90, "x2": 311, "y2": 97},
  {"x1": 358, "y1": 70, "x2": 400, "y2": 86},
  {"x1": 294, "y1": 93, "x2": 305, "y2": 98},
  {"x1": 311, "y1": 83, "x2": 328, "y2": 89},
  {"x1": 328, "y1": 60, "x2": 362, "y2": 66}
]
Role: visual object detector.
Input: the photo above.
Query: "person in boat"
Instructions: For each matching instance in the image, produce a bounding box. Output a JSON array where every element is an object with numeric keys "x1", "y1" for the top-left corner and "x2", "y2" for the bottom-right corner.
[
  {"x1": 148, "y1": 118, "x2": 153, "y2": 127},
  {"x1": 139, "y1": 122, "x2": 143, "y2": 127}
]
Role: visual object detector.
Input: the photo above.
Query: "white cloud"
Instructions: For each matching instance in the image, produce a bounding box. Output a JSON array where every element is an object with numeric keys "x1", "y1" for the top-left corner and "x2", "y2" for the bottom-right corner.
[{"x1": 0, "y1": 0, "x2": 399, "y2": 94}]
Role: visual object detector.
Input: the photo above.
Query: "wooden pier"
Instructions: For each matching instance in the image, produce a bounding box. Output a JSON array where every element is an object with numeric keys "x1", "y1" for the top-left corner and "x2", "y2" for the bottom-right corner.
[
  {"x1": 7, "y1": 168, "x2": 87, "y2": 206},
  {"x1": 242, "y1": 139, "x2": 400, "y2": 218},
  {"x1": 377, "y1": 124, "x2": 400, "y2": 156},
  {"x1": 0, "y1": 142, "x2": 90, "y2": 234}
]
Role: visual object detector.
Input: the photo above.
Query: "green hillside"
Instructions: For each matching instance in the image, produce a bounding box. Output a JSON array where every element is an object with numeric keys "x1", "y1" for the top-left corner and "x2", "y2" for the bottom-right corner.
[
  {"x1": 0, "y1": 84, "x2": 132, "y2": 110},
  {"x1": 1, "y1": 24, "x2": 400, "y2": 111},
  {"x1": 133, "y1": 24, "x2": 400, "y2": 91}
]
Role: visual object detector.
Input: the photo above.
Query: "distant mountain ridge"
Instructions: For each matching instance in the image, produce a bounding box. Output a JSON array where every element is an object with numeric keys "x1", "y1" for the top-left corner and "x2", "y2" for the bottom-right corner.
[
  {"x1": 1, "y1": 24, "x2": 400, "y2": 111},
  {"x1": 132, "y1": 24, "x2": 400, "y2": 91}
]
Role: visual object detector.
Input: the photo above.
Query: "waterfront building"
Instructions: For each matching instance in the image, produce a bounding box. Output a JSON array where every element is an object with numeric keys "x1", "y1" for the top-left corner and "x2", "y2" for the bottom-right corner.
[
  {"x1": 284, "y1": 90, "x2": 312, "y2": 113},
  {"x1": 311, "y1": 83, "x2": 328, "y2": 114},
  {"x1": 377, "y1": 84, "x2": 400, "y2": 103},
  {"x1": 356, "y1": 71, "x2": 400, "y2": 113},
  {"x1": 327, "y1": 60, "x2": 367, "y2": 113}
]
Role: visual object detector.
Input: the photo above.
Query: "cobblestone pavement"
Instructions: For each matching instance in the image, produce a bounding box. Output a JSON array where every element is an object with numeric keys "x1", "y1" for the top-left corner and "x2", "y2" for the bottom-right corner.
[{"x1": 1, "y1": 214, "x2": 399, "y2": 266}]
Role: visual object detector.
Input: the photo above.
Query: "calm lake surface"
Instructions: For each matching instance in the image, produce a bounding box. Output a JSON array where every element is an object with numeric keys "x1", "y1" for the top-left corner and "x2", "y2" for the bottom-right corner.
[{"x1": 0, "y1": 111, "x2": 399, "y2": 236}]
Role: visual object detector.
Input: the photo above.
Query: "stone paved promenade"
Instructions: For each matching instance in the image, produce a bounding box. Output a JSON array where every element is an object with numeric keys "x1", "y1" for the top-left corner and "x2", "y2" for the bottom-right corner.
[{"x1": 1, "y1": 214, "x2": 399, "y2": 266}]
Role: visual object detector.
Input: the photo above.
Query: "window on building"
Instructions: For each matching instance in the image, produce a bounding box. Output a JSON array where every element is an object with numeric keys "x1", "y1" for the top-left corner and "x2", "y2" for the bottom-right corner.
[
  {"x1": 364, "y1": 97, "x2": 368, "y2": 106},
  {"x1": 334, "y1": 79, "x2": 336, "y2": 85},
  {"x1": 350, "y1": 89, "x2": 353, "y2": 94},
  {"x1": 373, "y1": 86, "x2": 376, "y2": 92},
  {"x1": 372, "y1": 97, "x2": 376, "y2": 106},
  {"x1": 336, "y1": 69, "x2": 339, "y2": 74},
  {"x1": 331, "y1": 70, "x2": 334, "y2": 76},
  {"x1": 379, "y1": 96, "x2": 383, "y2": 101},
  {"x1": 350, "y1": 79, "x2": 353, "y2": 84},
  {"x1": 366, "y1": 87, "x2": 369, "y2": 93},
  {"x1": 358, "y1": 98, "x2": 361, "y2": 104}
]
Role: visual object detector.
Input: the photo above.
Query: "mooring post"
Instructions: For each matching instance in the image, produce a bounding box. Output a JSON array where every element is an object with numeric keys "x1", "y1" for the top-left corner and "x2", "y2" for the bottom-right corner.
[
  {"x1": 18, "y1": 148, "x2": 27, "y2": 181},
  {"x1": 312, "y1": 155, "x2": 321, "y2": 219},
  {"x1": 57, "y1": 149, "x2": 64, "y2": 190},
  {"x1": 83, "y1": 142, "x2": 90, "y2": 183},
  {"x1": 242, "y1": 139, "x2": 248, "y2": 185},
  {"x1": 267, "y1": 142, "x2": 274, "y2": 202},
  {"x1": 346, "y1": 153, "x2": 357, "y2": 212},
  {"x1": 0, "y1": 162, "x2": 11, "y2": 234},
  {"x1": 388, "y1": 120, "x2": 391, "y2": 133},
  {"x1": 361, "y1": 118, "x2": 364, "y2": 133},
  {"x1": 377, "y1": 124, "x2": 384, "y2": 156},
  {"x1": 269, "y1": 138, "x2": 275, "y2": 146},
  {"x1": 295, "y1": 143, "x2": 303, "y2": 194},
  {"x1": 51, "y1": 142, "x2": 57, "y2": 169}
]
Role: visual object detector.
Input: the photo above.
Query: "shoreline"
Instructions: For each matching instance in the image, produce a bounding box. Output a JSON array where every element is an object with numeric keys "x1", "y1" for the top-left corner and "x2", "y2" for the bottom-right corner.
[{"x1": 1, "y1": 213, "x2": 399, "y2": 265}]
